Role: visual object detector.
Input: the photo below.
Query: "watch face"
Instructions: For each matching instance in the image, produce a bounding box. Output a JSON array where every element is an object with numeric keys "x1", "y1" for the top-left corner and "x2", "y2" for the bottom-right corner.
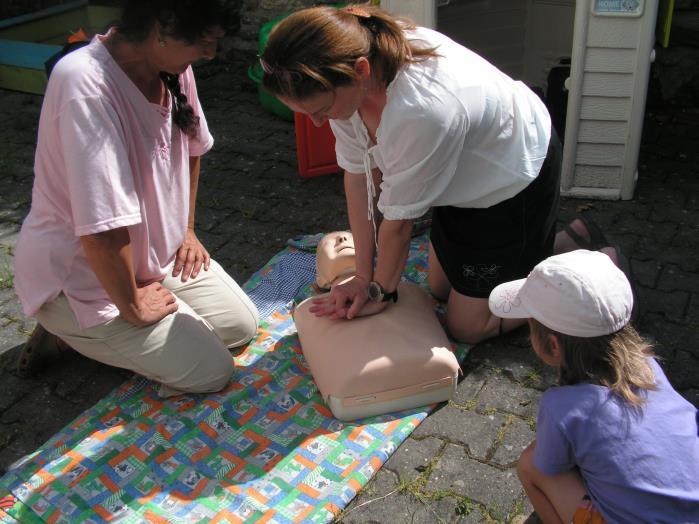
[{"x1": 367, "y1": 281, "x2": 382, "y2": 302}]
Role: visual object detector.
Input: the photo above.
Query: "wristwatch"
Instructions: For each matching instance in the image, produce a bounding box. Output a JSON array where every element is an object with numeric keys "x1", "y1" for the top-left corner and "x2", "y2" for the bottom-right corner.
[{"x1": 367, "y1": 281, "x2": 398, "y2": 303}]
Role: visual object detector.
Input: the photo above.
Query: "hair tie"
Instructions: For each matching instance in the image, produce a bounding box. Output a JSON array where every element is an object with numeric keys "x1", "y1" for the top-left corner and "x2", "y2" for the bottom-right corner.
[
  {"x1": 258, "y1": 55, "x2": 274, "y2": 74},
  {"x1": 345, "y1": 6, "x2": 371, "y2": 18}
]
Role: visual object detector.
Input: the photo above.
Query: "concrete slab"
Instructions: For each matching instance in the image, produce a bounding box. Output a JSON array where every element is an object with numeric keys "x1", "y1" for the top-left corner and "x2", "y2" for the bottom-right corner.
[
  {"x1": 412, "y1": 406, "x2": 506, "y2": 461},
  {"x1": 426, "y1": 444, "x2": 523, "y2": 521}
]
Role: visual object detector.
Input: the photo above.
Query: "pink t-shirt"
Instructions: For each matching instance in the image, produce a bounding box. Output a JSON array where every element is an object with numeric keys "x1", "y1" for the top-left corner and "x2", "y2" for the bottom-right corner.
[{"x1": 14, "y1": 34, "x2": 213, "y2": 329}]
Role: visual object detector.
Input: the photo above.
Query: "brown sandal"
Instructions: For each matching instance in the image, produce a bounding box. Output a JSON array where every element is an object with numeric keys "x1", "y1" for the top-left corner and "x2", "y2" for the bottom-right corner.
[
  {"x1": 610, "y1": 245, "x2": 640, "y2": 323},
  {"x1": 16, "y1": 324, "x2": 72, "y2": 378},
  {"x1": 562, "y1": 214, "x2": 610, "y2": 251}
]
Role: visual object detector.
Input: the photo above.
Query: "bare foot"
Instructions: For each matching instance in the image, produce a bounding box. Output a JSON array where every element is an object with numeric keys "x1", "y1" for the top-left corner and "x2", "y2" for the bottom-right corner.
[
  {"x1": 600, "y1": 245, "x2": 639, "y2": 322},
  {"x1": 600, "y1": 246, "x2": 619, "y2": 266},
  {"x1": 554, "y1": 219, "x2": 592, "y2": 254}
]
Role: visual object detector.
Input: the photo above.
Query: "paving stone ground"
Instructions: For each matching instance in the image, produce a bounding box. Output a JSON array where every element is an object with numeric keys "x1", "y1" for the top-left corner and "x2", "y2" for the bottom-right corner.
[{"x1": 0, "y1": 51, "x2": 697, "y2": 523}]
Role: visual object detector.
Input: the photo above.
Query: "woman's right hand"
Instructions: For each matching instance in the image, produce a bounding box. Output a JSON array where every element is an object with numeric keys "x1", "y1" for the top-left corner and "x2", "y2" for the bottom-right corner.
[
  {"x1": 123, "y1": 282, "x2": 179, "y2": 326},
  {"x1": 80, "y1": 228, "x2": 179, "y2": 327},
  {"x1": 309, "y1": 275, "x2": 369, "y2": 320}
]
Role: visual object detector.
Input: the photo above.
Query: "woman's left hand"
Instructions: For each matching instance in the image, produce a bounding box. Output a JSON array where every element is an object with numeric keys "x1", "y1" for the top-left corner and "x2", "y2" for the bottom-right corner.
[{"x1": 172, "y1": 228, "x2": 210, "y2": 282}]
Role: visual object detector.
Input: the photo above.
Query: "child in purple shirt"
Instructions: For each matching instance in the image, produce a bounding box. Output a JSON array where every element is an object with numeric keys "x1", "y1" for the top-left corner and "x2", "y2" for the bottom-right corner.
[{"x1": 489, "y1": 250, "x2": 699, "y2": 523}]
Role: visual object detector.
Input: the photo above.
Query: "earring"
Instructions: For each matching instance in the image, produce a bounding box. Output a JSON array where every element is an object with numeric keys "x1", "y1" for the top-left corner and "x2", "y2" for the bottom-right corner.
[{"x1": 159, "y1": 39, "x2": 166, "y2": 48}]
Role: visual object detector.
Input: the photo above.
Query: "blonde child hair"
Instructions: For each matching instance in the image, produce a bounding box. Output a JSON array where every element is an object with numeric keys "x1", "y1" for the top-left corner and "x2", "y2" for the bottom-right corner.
[{"x1": 529, "y1": 321, "x2": 657, "y2": 406}]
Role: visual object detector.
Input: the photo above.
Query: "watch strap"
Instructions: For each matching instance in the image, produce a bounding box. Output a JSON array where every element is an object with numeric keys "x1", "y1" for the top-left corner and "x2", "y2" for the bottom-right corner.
[
  {"x1": 368, "y1": 281, "x2": 398, "y2": 303},
  {"x1": 383, "y1": 288, "x2": 398, "y2": 303}
]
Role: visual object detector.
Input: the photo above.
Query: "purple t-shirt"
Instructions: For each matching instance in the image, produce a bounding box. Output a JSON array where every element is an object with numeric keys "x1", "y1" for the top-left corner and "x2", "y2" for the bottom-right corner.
[{"x1": 535, "y1": 358, "x2": 699, "y2": 523}]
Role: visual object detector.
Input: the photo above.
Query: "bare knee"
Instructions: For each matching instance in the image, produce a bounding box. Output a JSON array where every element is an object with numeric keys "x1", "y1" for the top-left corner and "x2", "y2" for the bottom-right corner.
[
  {"x1": 444, "y1": 293, "x2": 501, "y2": 344},
  {"x1": 446, "y1": 316, "x2": 492, "y2": 344},
  {"x1": 428, "y1": 272, "x2": 450, "y2": 302},
  {"x1": 517, "y1": 441, "x2": 537, "y2": 484},
  {"x1": 427, "y1": 243, "x2": 451, "y2": 301}
]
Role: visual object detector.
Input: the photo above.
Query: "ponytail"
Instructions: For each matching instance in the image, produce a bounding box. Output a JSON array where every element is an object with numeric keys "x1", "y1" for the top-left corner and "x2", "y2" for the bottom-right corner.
[{"x1": 261, "y1": 4, "x2": 438, "y2": 101}]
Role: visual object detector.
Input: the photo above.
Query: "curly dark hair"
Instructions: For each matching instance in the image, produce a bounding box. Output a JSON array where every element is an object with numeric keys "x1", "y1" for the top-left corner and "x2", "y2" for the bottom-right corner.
[
  {"x1": 117, "y1": 0, "x2": 243, "y2": 137},
  {"x1": 118, "y1": 0, "x2": 242, "y2": 43}
]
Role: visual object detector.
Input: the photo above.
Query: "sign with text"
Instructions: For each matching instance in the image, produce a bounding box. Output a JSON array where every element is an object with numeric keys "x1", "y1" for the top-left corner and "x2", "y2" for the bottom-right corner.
[{"x1": 592, "y1": 0, "x2": 644, "y2": 16}]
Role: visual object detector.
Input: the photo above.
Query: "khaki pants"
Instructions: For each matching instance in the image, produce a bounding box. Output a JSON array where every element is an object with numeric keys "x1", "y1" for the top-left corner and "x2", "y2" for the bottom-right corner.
[{"x1": 36, "y1": 260, "x2": 259, "y2": 397}]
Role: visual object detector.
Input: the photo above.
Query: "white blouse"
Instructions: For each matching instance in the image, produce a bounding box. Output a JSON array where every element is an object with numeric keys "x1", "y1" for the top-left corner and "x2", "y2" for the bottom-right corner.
[{"x1": 330, "y1": 27, "x2": 552, "y2": 221}]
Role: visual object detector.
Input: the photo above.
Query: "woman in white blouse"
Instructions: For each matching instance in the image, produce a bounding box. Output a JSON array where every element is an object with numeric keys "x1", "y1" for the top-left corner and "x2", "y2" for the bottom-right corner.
[{"x1": 261, "y1": 4, "x2": 565, "y2": 343}]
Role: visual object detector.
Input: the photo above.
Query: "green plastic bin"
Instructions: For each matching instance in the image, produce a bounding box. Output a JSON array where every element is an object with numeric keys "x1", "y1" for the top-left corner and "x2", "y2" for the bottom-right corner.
[
  {"x1": 248, "y1": 13, "x2": 294, "y2": 121},
  {"x1": 247, "y1": 60, "x2": 294, "y2": 121}
]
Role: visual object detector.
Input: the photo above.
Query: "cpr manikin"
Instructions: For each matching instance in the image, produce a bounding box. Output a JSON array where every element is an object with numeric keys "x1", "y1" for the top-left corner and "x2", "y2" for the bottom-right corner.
[{"x1": 294, "y1": 231, "x2": 460, "y2": 421}]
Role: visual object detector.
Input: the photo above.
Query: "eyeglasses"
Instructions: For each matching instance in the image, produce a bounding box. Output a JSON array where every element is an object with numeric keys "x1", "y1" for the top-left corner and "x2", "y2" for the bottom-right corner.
[{"x1": 258, "y1": 55, "x2": 274, "y2": 74}]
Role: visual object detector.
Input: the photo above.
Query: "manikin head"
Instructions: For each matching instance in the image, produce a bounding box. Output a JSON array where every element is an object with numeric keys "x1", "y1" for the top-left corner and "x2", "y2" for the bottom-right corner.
[{"x1": 316, "y1": 231, "x2": 356, "y2": 289}]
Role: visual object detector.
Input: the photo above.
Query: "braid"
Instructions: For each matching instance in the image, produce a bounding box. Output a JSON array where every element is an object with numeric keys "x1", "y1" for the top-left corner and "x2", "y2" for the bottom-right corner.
[{"x1": 160, "y1": 72, "x2": 199, "y2": 138}]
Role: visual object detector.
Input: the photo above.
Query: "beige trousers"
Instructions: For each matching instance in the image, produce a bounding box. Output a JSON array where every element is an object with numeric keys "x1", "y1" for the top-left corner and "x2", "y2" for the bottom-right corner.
[{"x1": 36, "y1": 260, "x2": 259, "y2": 397}]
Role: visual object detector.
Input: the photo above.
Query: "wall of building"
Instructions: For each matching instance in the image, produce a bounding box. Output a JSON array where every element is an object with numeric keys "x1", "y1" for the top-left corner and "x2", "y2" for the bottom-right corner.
[
  {"x1": 1, "y1": 0, "x2": 696, "y2": 104},
  {"x1": 232, "y1": 0, "x2": 331, "y2": 52},
  {"x1": 0, "y1": 0, "x2": 74, "y2": 19}
]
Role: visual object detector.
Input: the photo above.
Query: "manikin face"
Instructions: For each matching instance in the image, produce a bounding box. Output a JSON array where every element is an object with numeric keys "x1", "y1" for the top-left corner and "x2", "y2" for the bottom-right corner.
[{"x1": 316, "y1": 231, "x2": 356, "y2": 288}]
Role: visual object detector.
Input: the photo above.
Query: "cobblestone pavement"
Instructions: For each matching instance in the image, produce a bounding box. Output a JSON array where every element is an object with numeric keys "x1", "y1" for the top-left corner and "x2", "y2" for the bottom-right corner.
[{"x1": 0, "y1": 52, "x2": 697, "y2": 523}]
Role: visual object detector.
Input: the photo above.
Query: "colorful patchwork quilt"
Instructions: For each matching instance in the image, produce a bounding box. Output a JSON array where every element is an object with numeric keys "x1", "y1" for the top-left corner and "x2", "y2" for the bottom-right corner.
[{"x1": 0, "y1": 234, "x2": 467, "y2": 523}]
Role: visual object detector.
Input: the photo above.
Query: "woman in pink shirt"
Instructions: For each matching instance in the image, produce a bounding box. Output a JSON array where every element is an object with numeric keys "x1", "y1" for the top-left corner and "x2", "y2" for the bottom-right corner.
[{"x1": 13, "y1": 0, "x2": 259, "y2": 397}]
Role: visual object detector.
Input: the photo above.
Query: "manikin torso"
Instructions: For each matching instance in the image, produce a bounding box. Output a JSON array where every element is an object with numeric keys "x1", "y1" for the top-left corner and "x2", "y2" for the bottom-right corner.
[{"x1": 293, "y1": 232, "x2": 460, "y2": 420}]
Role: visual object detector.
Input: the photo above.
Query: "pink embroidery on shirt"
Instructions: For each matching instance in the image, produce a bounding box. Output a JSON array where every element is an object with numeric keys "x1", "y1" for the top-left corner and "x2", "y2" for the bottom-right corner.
[{"x1": 154, "y1": 140, "x2": 169, "y2": 160}]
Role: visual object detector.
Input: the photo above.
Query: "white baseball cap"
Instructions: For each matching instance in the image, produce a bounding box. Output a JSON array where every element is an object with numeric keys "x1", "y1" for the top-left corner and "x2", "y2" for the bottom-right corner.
[{"x1": 488, "y1": 250, "x2": 633, "y2": 337}]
